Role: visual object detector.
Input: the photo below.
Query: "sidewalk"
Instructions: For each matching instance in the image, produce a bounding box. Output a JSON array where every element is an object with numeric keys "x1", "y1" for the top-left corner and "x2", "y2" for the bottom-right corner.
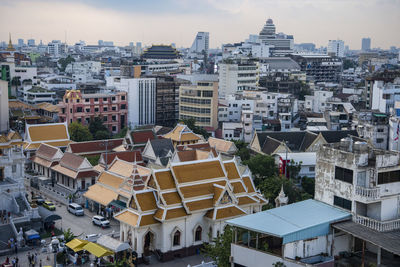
[{"x1": 0, "y1": 246, "x2": 54, "y2": 267}]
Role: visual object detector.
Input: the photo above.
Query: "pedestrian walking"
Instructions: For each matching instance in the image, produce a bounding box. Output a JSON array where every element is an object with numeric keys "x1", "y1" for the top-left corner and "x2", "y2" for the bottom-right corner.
[
  {"x1": 39, "y1": 259, "x2": 42, "y2": 267},
  {"x1": 11, "y1": 257, "x2": 16, "y2": 267},
  {"x1": 15, "y1": 256, "x2": 19, "y2": 267},
  {"x1": 27, "y1": 252, "x2": 31, "y2": 266},
  {"x1": 14, "y1": 242, "x2": 18, "y2": 254}
]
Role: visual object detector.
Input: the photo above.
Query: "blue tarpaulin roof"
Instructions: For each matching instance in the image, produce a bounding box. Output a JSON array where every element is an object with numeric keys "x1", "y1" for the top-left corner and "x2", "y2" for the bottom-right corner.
[{"x1": 227, "y1": 199, "x2": 351, "y2": 244}]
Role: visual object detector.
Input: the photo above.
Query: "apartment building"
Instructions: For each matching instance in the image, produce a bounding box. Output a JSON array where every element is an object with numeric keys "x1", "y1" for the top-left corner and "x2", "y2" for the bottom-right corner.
[
  {"x1": 218, "y1": 61, "x2": 259, "y2": 98},
  {"x1": 58, "y1": 89, "x2": 128, "y2": 133},
  {"x1": 179, "y1": 81, "x2": 218, "y2": 130}
]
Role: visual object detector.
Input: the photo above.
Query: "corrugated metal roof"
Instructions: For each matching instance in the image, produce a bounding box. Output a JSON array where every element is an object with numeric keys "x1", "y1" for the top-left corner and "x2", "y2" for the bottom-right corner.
[{"x1": 227, "y1": 199, "x2": 350, "y2": 244}]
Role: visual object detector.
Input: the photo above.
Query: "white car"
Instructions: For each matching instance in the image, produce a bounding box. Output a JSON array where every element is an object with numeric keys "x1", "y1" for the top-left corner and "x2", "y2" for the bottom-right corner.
[
  {"x1": 85, "y1": 234, "x2": 100, "y2": 242},
  {"x1": 67, "y1": 203, "x2": 84, "y2": 216},
  {"x1": 92, "y1": 215, "x2": 110, "y2": 228}
]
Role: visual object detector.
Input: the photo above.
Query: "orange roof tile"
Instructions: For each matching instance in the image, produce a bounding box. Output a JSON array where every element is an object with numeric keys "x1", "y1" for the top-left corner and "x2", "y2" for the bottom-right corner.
[
  {"x1": 172, "y1": 160, "x2": 225, "y2": 183},
  {"x1": 114, "y1": 210, "x2": 139, "y2": 227},
  {"x1": 215, "y1": 206, "x2": 245, "y2": 220},
  {"x1": 154, "y1": 171, "x2": 175, "y2": 190},
  {"x1": 162, "y1": 192, "x2": 181, "y2": 205},
  {"x1": 242, "y1": 176, "x2": 256, "y2": 193},
  {"x1": 185, "y1": 198, "x2": 214, "y2": 212},
  {"x1": 84, "y1": 184, "x2": 118, "y2": 206},
  {"x1": 98, "y1": 172, "x2": 124, "y2": 189},
  {"x1": 165, "y1": 207, "x2": 187, "y2": 220},
  {"x1": 154, "y1": 208, "x2": 165, "y2": 221},
  {"x1": 231, "y1": 181, "x2": 246, "y2": 194},
  {"x1": 238, "y1": 196, "x2": 257, "y2": 206},
  {"x1": 139, "y1": 214, "x2": 159, "y2": 226},
  {"x1": 28, "y1": 123, "x2": 69, "y2": 142},
  {"x1": 179, "y1": 181, "x2": 226, "y2": 199},
  {"x1": 224, "y1": 162, "x2": 240, "y2": 180},
  {"x1": 136, "y1": 191, "x2": 157, "y2": 211}
]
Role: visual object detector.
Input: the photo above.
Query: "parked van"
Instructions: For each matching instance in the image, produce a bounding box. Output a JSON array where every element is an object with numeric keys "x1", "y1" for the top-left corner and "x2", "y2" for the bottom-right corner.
[{"x1": 67, "y1": 203, "x2": 84, "y2": 216}]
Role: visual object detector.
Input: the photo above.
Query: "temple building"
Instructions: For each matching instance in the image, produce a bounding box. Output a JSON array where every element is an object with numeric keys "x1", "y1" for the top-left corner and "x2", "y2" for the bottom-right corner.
[{"x1": 112, "y1": 155, "x2": 267, "y2": 262}]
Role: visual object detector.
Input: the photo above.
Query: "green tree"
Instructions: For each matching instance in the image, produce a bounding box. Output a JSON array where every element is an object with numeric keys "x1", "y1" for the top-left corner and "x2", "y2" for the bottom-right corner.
[
  {"x1": 63, "y1": 228, "x2": 76, "y2": 243},
  {"x1": 243, "y1": 154, "x2": 278, "y2": 186},
  {"x1": 113, "y1": 127, "x2": 128, "y2": 139},
  {"x1": 301, "y1": 177, "x2": 315, "y2": 197},
  {"x1": 286, "y1": 159, "x2": 302, "y2": 181},
  {"x1": 257, "y1": 176, "x2": 311, "y2": 208},
  {"x1": 86, "y1": 155, "x2": 100, "y2": 166},
  {"x1": 202, "y1": 226, "x2": 233, "y2": 267},
  {"x1": 343, "y1": 59, "x2": 355, "y2": 70},
  {"x1": 106, "y1": 258, "x2": 127, "y2": 267},
  {"x1": 89, "y1": 117, "x2": 110, "y2": 140},
  {"x1": 68, "y1": 122, "x2": 93, "y2": 142},
  {"x1": 273, "y1": 262, "x2": 287, "y2": 267},
  {"x1": 58, "y1": 55, "x2": 75, "y2": 72},
  {"x1": 179, "y1": 118, "x2": 210, "y2": 138},
  {"x1": 232, "y1": 139, "x2": 251, "y2": 161}
]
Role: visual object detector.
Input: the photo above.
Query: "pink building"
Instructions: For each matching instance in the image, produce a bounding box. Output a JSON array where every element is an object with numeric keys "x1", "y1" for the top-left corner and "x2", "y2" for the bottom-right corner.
[{"x1": 58, "y1": 90, "x2": 128, "y2": 133}]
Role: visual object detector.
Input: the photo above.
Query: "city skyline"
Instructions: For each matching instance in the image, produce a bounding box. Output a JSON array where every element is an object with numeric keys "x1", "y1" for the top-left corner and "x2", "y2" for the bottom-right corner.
[{"x1": 1, "y1": 0, "x2": 400, "y2": 49}]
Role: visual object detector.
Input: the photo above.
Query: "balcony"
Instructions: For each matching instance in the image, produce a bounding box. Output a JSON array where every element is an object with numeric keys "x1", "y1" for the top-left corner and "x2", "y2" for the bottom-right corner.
[
  {"x1": 353, "y1": 214, "x2": 400, "y2": 232},
  {"x1": 354, "y1": 186, "x2": 380, "y2": 202}
]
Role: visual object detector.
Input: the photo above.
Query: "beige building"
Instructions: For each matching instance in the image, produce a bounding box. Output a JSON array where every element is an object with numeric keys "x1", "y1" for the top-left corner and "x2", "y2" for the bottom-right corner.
[
  {"x1": 179, "y1": 81, "x2": 218, "y2": 130},
  {"x1": 0, "y1": 81, "x2": 9, "y2": 132}
]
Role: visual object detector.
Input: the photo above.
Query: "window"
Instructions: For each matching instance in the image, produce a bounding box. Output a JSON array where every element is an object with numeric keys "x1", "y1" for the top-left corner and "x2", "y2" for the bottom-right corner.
[
  {"x1": 103, "y1": 107, "x2": 108, "y2": 112},
  {"x1": 309, "y1": 166, "x2": 315, "y2": 172},
  {"x1": 112, "y1": 106, "x2": 116, "y2": 111},
  {"x1": 112, "y1": 115, "x2": 116, "y2": 121},
  {"x1": 377, "y1": 128, "x2": 384, "y2": 133},
  {"x1": 203, "y1": 91, "x2": 213, "y2": 97},
  {"x1": 121, "y1": 104, "x2": 126, "y2": 110},
  {"x1": 121, "y1": 95, "x2": 125, "y2": 100},
  {"x1": 77, "y1": 107, "x2": 82, "y2": 112},
  {"x1": 112, "y1": 97, "x2": 116, "y2": 101},
  {"x1": 76, "y1": 99, "x2": 80, "y2": 103},
  {"x1": 195, "y1": 226, "x2": 202, "y2": 242},
  {"x1": 94, "y1": 107, "x2": 99, "y2": 112},
  {"x1": 173, "y1": 231, "x2": 181, "y2": 246},
  {"x1": 70, "y1": 108, "x2": 72, "y2": 113},
  {"x1": 85, "y1": 99, "x2": 89, "y2": 103},
  {"x1": 12, "y1": 165, "x2": 16, "y2": 173},
  {"x1": 85, "y1": 108, "x2": 90, "y2": 113},
  {"x1": 103, "y1": 97, "x2": 108, "y2": 102},
  {"x1": 62, "y1": 108, "x2": 65, "y2": 114},
  {"x1": 112, "y1": 126, "x2": 117, "y2": 132},
  {"x1": 103, "y1": 116, "x2": 108, "y2": 122},
  {"x1": 378, "y1": 170, "x2": 400, "y2": 184},
  {"x1": 246, "y1": 114, "x2": 250, "y2": 118},
  {"x1": 333, "y1": 195, "x2": 352, "y2": 211},
  {"x1": 335, "y1": 166, "x2": 353, "y2": 184},
  {"x1": 376, "y1": 138, "x2": 384, "y2": 143},
  {"x1": 65, "y1": 99, "x2": 68, "y2": 103}
]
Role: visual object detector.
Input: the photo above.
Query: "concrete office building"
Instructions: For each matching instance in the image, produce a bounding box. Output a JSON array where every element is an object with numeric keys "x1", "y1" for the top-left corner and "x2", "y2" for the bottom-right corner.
[
  {"x1": 218, "y1": 61, "x2": 259, "y2": 98},
  {"x1": 179, "y1": 81, "x2": 219, "y2": 130},
  {"x1": 107, "y1": 77, "x2": 156, "y2": 128},
  {"x1": 258, "y1": 19, "x2": 294, "y2": 56},
  {"x1": 362, "y1": 38, "x2": 371, "y2": 51},
  {"x1": 327, "y1": 40, "x2": 345, "y2": 58}
]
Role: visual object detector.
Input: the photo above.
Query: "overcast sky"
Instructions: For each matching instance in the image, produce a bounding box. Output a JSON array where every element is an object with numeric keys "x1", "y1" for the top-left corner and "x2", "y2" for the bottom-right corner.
[{"x1": 1, "y1": 0, "x2": 399, "y2": 49}]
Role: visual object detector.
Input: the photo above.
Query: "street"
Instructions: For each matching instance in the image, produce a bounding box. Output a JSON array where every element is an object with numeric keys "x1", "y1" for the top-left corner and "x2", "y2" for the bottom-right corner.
[{"x1": 53, "y1": 203, "x2": 120, "y2": 239}]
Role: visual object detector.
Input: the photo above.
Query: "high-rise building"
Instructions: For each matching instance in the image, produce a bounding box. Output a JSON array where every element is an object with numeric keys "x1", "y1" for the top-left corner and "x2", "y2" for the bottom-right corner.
[
  {"x1": 179, "y1": 80, "x2": 219, "y2": 130},
  {"x1": 27, "y1": 39, "x2": 35, "y2": 47},
  {"x1": 218, "y1": 61, "x2": 259, "y2": 98},
  {"x1": 189, "y1": 32, "x2": 209, "y2": 57},
  {"x1": 47, "y1": 40, "x2": 65, "y2": 57},
  {"x1": 327, "y1": 40, "x2": 345, "y2": 57},
  {"x1": 107, "y1": 77, "x2": 156, "y2": 128},
  {"x1": 362, "y1": 37, "x2": 371, "y2": 51},
  {"x1": 17, "y1": 39, "x2": 24, "y2": 48},
  {"x1": 258, "y1": 19, "x2": 294, "y2": 56},
  {"x1": 136, "y1": 42, "x2": 142, "y2": 54}
]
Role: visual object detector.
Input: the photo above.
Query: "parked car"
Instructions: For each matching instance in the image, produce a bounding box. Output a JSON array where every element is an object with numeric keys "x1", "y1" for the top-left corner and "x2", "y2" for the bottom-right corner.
[
  {"x1": 92, "y1": 215, "x2": 110, "y2": 228},
  {"x1": 85, "y1": 234, "x2": 100, "y2": 242},
  {"x1": 43, "y1": 201, "x2": 56, "y2": 211},
  {"x1": 67, "y1": 203, "x2": 84, "y2": 216},
  {"x1": 32, "y1": 195, "x2": 45, "y2": 205}
]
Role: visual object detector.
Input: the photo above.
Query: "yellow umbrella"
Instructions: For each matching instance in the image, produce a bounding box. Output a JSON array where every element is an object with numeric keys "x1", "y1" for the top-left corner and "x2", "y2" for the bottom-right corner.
[
  {"x1": 65, "y1": 239, "x2": 89, "y2": 252},
  {"x1": 82, "y1": 242, "x2": 114, "y2": 257}
]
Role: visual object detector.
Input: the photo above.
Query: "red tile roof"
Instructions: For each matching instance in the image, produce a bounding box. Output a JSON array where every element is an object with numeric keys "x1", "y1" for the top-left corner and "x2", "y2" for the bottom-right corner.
[
  {"x1": 131, "y1": 130, "x2": 156, "y2": 145},
  {"x1": 76, "y1": 170, "x2": 99, "y2": 178},
  {"x1": 101, "y1": 150, "x2": 143, "y2": 165},
  {"x1": 68, "y1": 139, "x2": 124, "y2": 154}
]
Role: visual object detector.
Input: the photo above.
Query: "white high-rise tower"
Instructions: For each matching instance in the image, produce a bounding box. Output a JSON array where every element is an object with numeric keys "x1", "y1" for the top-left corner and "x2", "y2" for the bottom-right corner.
[{"x1": 189, "y1": 32, "x2": 209, "y2": 57}]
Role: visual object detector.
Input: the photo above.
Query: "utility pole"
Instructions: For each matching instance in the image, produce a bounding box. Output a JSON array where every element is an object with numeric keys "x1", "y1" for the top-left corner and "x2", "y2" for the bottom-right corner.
[{"x1": 284, "y1": 140, "x2": 288, "y2": 179}]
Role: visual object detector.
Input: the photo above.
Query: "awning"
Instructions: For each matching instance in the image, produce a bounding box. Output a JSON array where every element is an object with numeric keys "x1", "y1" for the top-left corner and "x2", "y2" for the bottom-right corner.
[
  {"x1": 109, "y1": 200, "x2": 126, "y2": 210},
  {"x1": 82, "y1": 242, "x2": 114, "y2": 257},
  {"x1": 84, "y1": 184, "x2": 118, "y2": 206},
  {"x1": 97, "y1": 235, "x2": 130, "y2": 253},
  {"x1": 66, "y1": 239, "x2": 89, "y2": 252},
  {"x1": 38, "y1": 206, "x2": 62, "y2": 223},
  {"x1": 25, "y1": 229, "x2": 40, "y2": 240}
]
